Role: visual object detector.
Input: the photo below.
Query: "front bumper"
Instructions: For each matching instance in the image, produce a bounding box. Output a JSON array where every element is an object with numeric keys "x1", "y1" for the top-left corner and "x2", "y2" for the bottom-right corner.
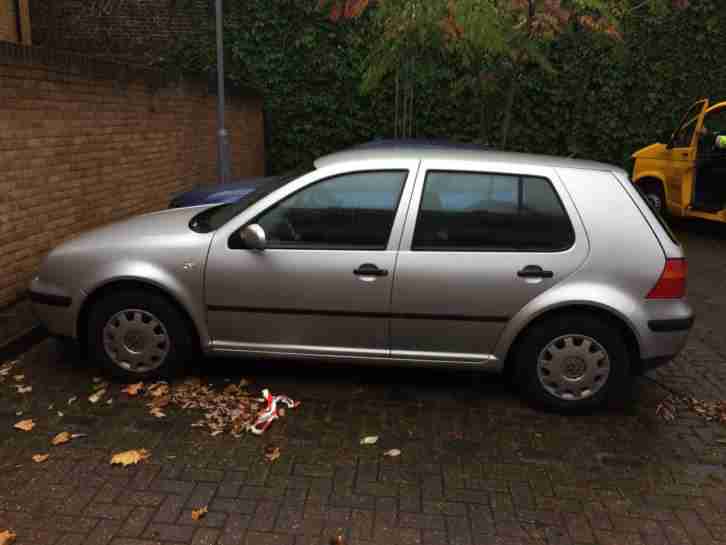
[{"x1": 29, "y1": 277, "x2": 78, "y2": 339}]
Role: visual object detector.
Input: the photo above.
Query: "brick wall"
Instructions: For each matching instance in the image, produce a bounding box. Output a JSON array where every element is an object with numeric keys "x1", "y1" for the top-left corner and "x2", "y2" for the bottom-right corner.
[
  {"x1": 30, "y1": 0, "x2": 200, "y2": 64},
  {"x1": 0, "y1": 42, "x2": 265, "y2": 307},
  {"x1": 0, "y1": 0, "x2": 20, "y2": 43}
]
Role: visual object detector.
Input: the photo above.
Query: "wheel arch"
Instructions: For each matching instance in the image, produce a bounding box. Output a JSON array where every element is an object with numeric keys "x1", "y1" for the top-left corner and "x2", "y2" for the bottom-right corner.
[
  {"x1": 77, "y1": 278, "x2": 202, "y2": 357},
  {"x1": 501, "y1": 303, "x2": 642, "y2": 376}
]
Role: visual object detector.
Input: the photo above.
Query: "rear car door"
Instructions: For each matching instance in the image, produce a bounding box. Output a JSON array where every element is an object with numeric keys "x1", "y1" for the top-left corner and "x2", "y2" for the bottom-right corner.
[
  {"x1": 204, "y1": 161, "x2": 418, "y2": 358},
  {"x1": 390, "y1": 159, "x2": 588, "y2": 364}
]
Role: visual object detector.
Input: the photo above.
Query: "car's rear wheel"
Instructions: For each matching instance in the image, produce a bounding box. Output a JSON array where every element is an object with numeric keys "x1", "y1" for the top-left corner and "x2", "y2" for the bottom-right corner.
[
  {"x1": 87, "y1": 289, "x2": 194, "y2": 380},
  {"x1": 514, "y1": 313, "x2": 630, "y2": 411}
]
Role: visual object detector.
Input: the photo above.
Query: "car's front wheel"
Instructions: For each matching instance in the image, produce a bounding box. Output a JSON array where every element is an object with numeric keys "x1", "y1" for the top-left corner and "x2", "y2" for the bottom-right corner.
[
  {"x1": 514, "y1": 313, "x2": 630, "y2": 411},
  {"x1": 87, "y1": 289, "x2": 195, "y2": 380}
]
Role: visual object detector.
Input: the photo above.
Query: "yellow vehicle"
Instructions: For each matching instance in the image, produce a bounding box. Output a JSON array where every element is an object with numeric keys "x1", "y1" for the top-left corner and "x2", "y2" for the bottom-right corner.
[{"x1": 632, "y1": 99, "x2": 726, "y2": 221}]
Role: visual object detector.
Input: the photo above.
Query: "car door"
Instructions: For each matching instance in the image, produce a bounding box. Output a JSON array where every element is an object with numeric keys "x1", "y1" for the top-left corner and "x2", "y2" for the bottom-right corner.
[
  {"x1": 389, "y1": 159, "x2": 588, "y2": 365},
  {"x1": 204, "y1": 160, "x2": 419, "y2": 358},
  {"x1": 667, "y1": 100, "x2": 709, "y2": 213}
]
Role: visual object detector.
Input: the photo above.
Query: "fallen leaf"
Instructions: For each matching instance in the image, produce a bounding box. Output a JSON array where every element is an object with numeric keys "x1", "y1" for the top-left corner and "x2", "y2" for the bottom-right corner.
[
  {"x1": 0, "y1": 360, "x2": 17, "y2": 376},
  {"x1": 67, "y1": 396, "x2": 77, "y2": 405},
  {"x1": 32, "y1": 454, "x2": 49, "y2": 463},
  {"x1": 383, "y1": 449, "x2": 401, "y2": 457},
  {"x1": 122, "y1": 382, "x2": 144, "y2": 396},
  {"x1": 51, "y1": 432, "x2": 71, "y2": 445},
  {"x1": 106, "y1": 399, "x2": 113, "y2": 406},
  {"x1": 13, "y1": 375, "x2": 24, "y2": 382},
  {"x1": 360, "y1": 436, "x2": 379, "y2": 445},
  {"x1": 110, "y1": 449, "x2": 151, "y2": 466},
  {"x1": 264, "y1": 445, "x2": 281, "y2": 462},
  {"x1": 148, "y1": 382, "x2": 169, "y2": 398},
  {"x1": 15, "y1": 411, "x2": 22, "y2": 417},
  {"x1": 0, "y1": 529, "x2": 16, "y2": 545},
  {"x1": 150, "y1": 407, "x2": 166, "y2": 418},
  {"x1": 14, "y1": 419, "x2": 34, "y2": 432},
  {"x1": 191, "y1": 506, "x2": 208, "y2": 521},
  {"x1": 88, "y1": 388, "x2": 106, "y2": 404},
  {"x1": 57, "y1": 412, "x2": 64, "y2": 418},
  {"x1": 15, "y1": 385, "x2": 32, "y2": 394}
]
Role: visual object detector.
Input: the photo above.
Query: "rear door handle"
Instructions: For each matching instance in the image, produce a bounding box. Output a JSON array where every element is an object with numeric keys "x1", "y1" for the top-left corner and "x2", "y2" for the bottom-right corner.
[
  {"x1": 517, "y1": 265, "x2": 554, "y2": 279},
  {"x1": 354, "y1": 263, "x2": 388, "y2": 277}
]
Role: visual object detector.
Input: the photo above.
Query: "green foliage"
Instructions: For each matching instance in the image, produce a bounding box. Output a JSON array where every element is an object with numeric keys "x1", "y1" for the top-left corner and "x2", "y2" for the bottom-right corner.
[{"x1": 163, "y1": 0, "x2": 726, "y2": 174}]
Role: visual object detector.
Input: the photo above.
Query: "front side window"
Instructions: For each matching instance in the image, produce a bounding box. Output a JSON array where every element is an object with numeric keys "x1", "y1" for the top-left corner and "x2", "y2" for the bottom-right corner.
[
  {"x1": 412, "y1": 171, "x2": 574, "y2": 252},
  {"x1": 255, "y1": 171, "x2": 407, "y2": 250},
  {"x1": 671, "y1": 101, "x2": 708, "y2": 149}
]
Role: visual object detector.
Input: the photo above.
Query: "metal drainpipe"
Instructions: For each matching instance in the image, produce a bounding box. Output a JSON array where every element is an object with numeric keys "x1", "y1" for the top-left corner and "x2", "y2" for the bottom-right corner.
[{"x1": 215, "y1": 0, "x2": 231, "y2": 184}]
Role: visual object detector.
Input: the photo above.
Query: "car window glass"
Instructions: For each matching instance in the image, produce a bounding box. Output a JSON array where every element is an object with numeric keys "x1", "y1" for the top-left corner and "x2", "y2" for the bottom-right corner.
[
  {"x1": 412, "y1": 171, "x2": 574, "y2": 252},
  {"x1": 255, "y1": 171, "x2": 407, "y2": 250},
  {"x1": 671, "y1": 101, "x2": 706, "y2": 148},
  {"x1": 672, "y1": 118, "x2": 698, "y2": 148}
]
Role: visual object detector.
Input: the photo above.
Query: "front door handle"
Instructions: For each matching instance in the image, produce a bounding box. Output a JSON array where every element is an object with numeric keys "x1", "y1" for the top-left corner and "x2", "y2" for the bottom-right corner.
[
  {"x1": 517, "y1": 265, "x2": 554, "y2": 279},
  {"x1": 354, "y1": 263, "x2": 388, "y2": 277}
]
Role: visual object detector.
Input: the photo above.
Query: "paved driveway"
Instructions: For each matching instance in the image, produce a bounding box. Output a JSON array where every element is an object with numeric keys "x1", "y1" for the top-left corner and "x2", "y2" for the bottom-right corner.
[{"x1": 2, "y1": 221, "x2": 726, "y2": 545}]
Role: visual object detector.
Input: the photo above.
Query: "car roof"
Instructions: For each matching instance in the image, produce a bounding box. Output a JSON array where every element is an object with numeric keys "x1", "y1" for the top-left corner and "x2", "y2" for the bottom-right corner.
[{"x1": 314, "y1": 142, "x2": 618, "y2": 172}]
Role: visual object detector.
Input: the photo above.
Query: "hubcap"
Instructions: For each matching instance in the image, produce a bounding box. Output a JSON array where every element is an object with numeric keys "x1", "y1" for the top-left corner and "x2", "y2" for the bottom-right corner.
[
  {"x1": 103, "y1": 309, "x2": 169, "y2": 373},
  {"x1": 537, "y1": 334, "x2": 611, "y2": 401}
]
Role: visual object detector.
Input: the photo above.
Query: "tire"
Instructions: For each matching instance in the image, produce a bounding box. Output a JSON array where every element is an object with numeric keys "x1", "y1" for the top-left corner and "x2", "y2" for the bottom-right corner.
[
  {"x1": 86, "y1": 289, "x2": 195, "y2": 381},
  {"x1": 641, "y1": 180, "x2": 667, "y2": 217},
  {"x1": 514, "y1": 313, "x2": 630, "y2": 412}
]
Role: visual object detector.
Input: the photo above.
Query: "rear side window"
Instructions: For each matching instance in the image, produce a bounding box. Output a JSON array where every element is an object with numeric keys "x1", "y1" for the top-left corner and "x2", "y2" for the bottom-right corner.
[{"x1": 412, "y1": 171, "x2": 574, "y2": 252}]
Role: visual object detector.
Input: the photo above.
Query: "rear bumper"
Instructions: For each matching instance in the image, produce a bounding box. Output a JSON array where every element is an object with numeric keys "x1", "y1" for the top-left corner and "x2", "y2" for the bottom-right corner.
[{"x1": 647, "y1": 316, "x2": 694, "y2": 332}]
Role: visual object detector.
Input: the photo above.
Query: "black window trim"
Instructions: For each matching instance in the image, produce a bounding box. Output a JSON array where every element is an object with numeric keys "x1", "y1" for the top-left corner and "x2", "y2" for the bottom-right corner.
[
  {"x1": 410, "y1": 169, "x2": 576, "y2": 253},
  {"x1": 228, "y1": 169, "x2": 410, "y2": 251}
]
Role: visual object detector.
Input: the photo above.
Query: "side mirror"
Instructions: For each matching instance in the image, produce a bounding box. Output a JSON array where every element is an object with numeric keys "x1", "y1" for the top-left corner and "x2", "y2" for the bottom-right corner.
[{"x1": 239, "y1": 224, "x2": 266, "y2": 250}]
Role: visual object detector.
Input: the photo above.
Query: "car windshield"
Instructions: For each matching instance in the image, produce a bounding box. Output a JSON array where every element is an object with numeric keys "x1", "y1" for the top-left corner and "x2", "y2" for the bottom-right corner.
[{"x1": 189, "y1": 167, "x2": 313, "y2": 233}]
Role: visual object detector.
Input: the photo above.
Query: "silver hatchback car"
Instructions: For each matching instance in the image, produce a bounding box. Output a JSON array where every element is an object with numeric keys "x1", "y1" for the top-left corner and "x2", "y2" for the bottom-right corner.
[{"x1": 31, "y1": 143, "x2": 693, "y2": 410}]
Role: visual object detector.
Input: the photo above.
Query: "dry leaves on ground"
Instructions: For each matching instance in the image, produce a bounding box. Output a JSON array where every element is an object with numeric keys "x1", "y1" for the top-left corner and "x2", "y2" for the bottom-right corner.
[
  {"x1": 51, "y1": 432, "x2": 86, "y2": 446},
  {"x1": 360, "y1": 436, "x2": 379, "y2": 445},
  {"x1": 122, "y1": 382, "x2": 144, "y2": 396},
  {"x1": 32, "y1": 454, "x2": 49, "y2": 463},
  {"x1": 170, "y1": 378, "x2": 257, "y2": 437},
  {"x1": 0, "y1": 529, "x2": 16, "y2": 545},
  {"x1": 15, "y1": 385, "x2": 31, "y2": 394},
  {"x1": 110, "y1": 449, "x2": 151, "y2": 466},
  {"x1": 191, "y1": 506, "x2": 208, "y2": 521},
  {"x1": 148, "y1": 382, "x2": 169, "y2": 398},
  {"x1": 383, "y1": 449, "x2": 401, "y2": 457},
  {"x1": 14, "y1": 419, "x2": 34, "y2": 432},
  {"x1": 264, "y1": 445, "x2": 281, "y2": 462},
  {"x1": 13, "y1": 375, "x2": 24, "y2": 382},
  {"x1": 149, "y1": 407, "x2": 166, "y2": 418},
  {"x1": 656, "y1": 395, "x2": 677, "y2": 422},
  {"x1": 656, "y1": 394, "x2": 726, "y2": 425}
]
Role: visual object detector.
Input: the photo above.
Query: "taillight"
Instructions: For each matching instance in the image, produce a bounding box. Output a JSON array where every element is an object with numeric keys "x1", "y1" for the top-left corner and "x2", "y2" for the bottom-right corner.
[{"x1": 647, "y1": 258, "x2": 687, "y2": 299}]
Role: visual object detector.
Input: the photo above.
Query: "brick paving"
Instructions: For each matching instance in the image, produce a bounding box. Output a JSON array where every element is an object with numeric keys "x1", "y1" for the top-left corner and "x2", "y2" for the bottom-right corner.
[{"x1": 2, "y1": 221, "x2": 726, "y2": 545}]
